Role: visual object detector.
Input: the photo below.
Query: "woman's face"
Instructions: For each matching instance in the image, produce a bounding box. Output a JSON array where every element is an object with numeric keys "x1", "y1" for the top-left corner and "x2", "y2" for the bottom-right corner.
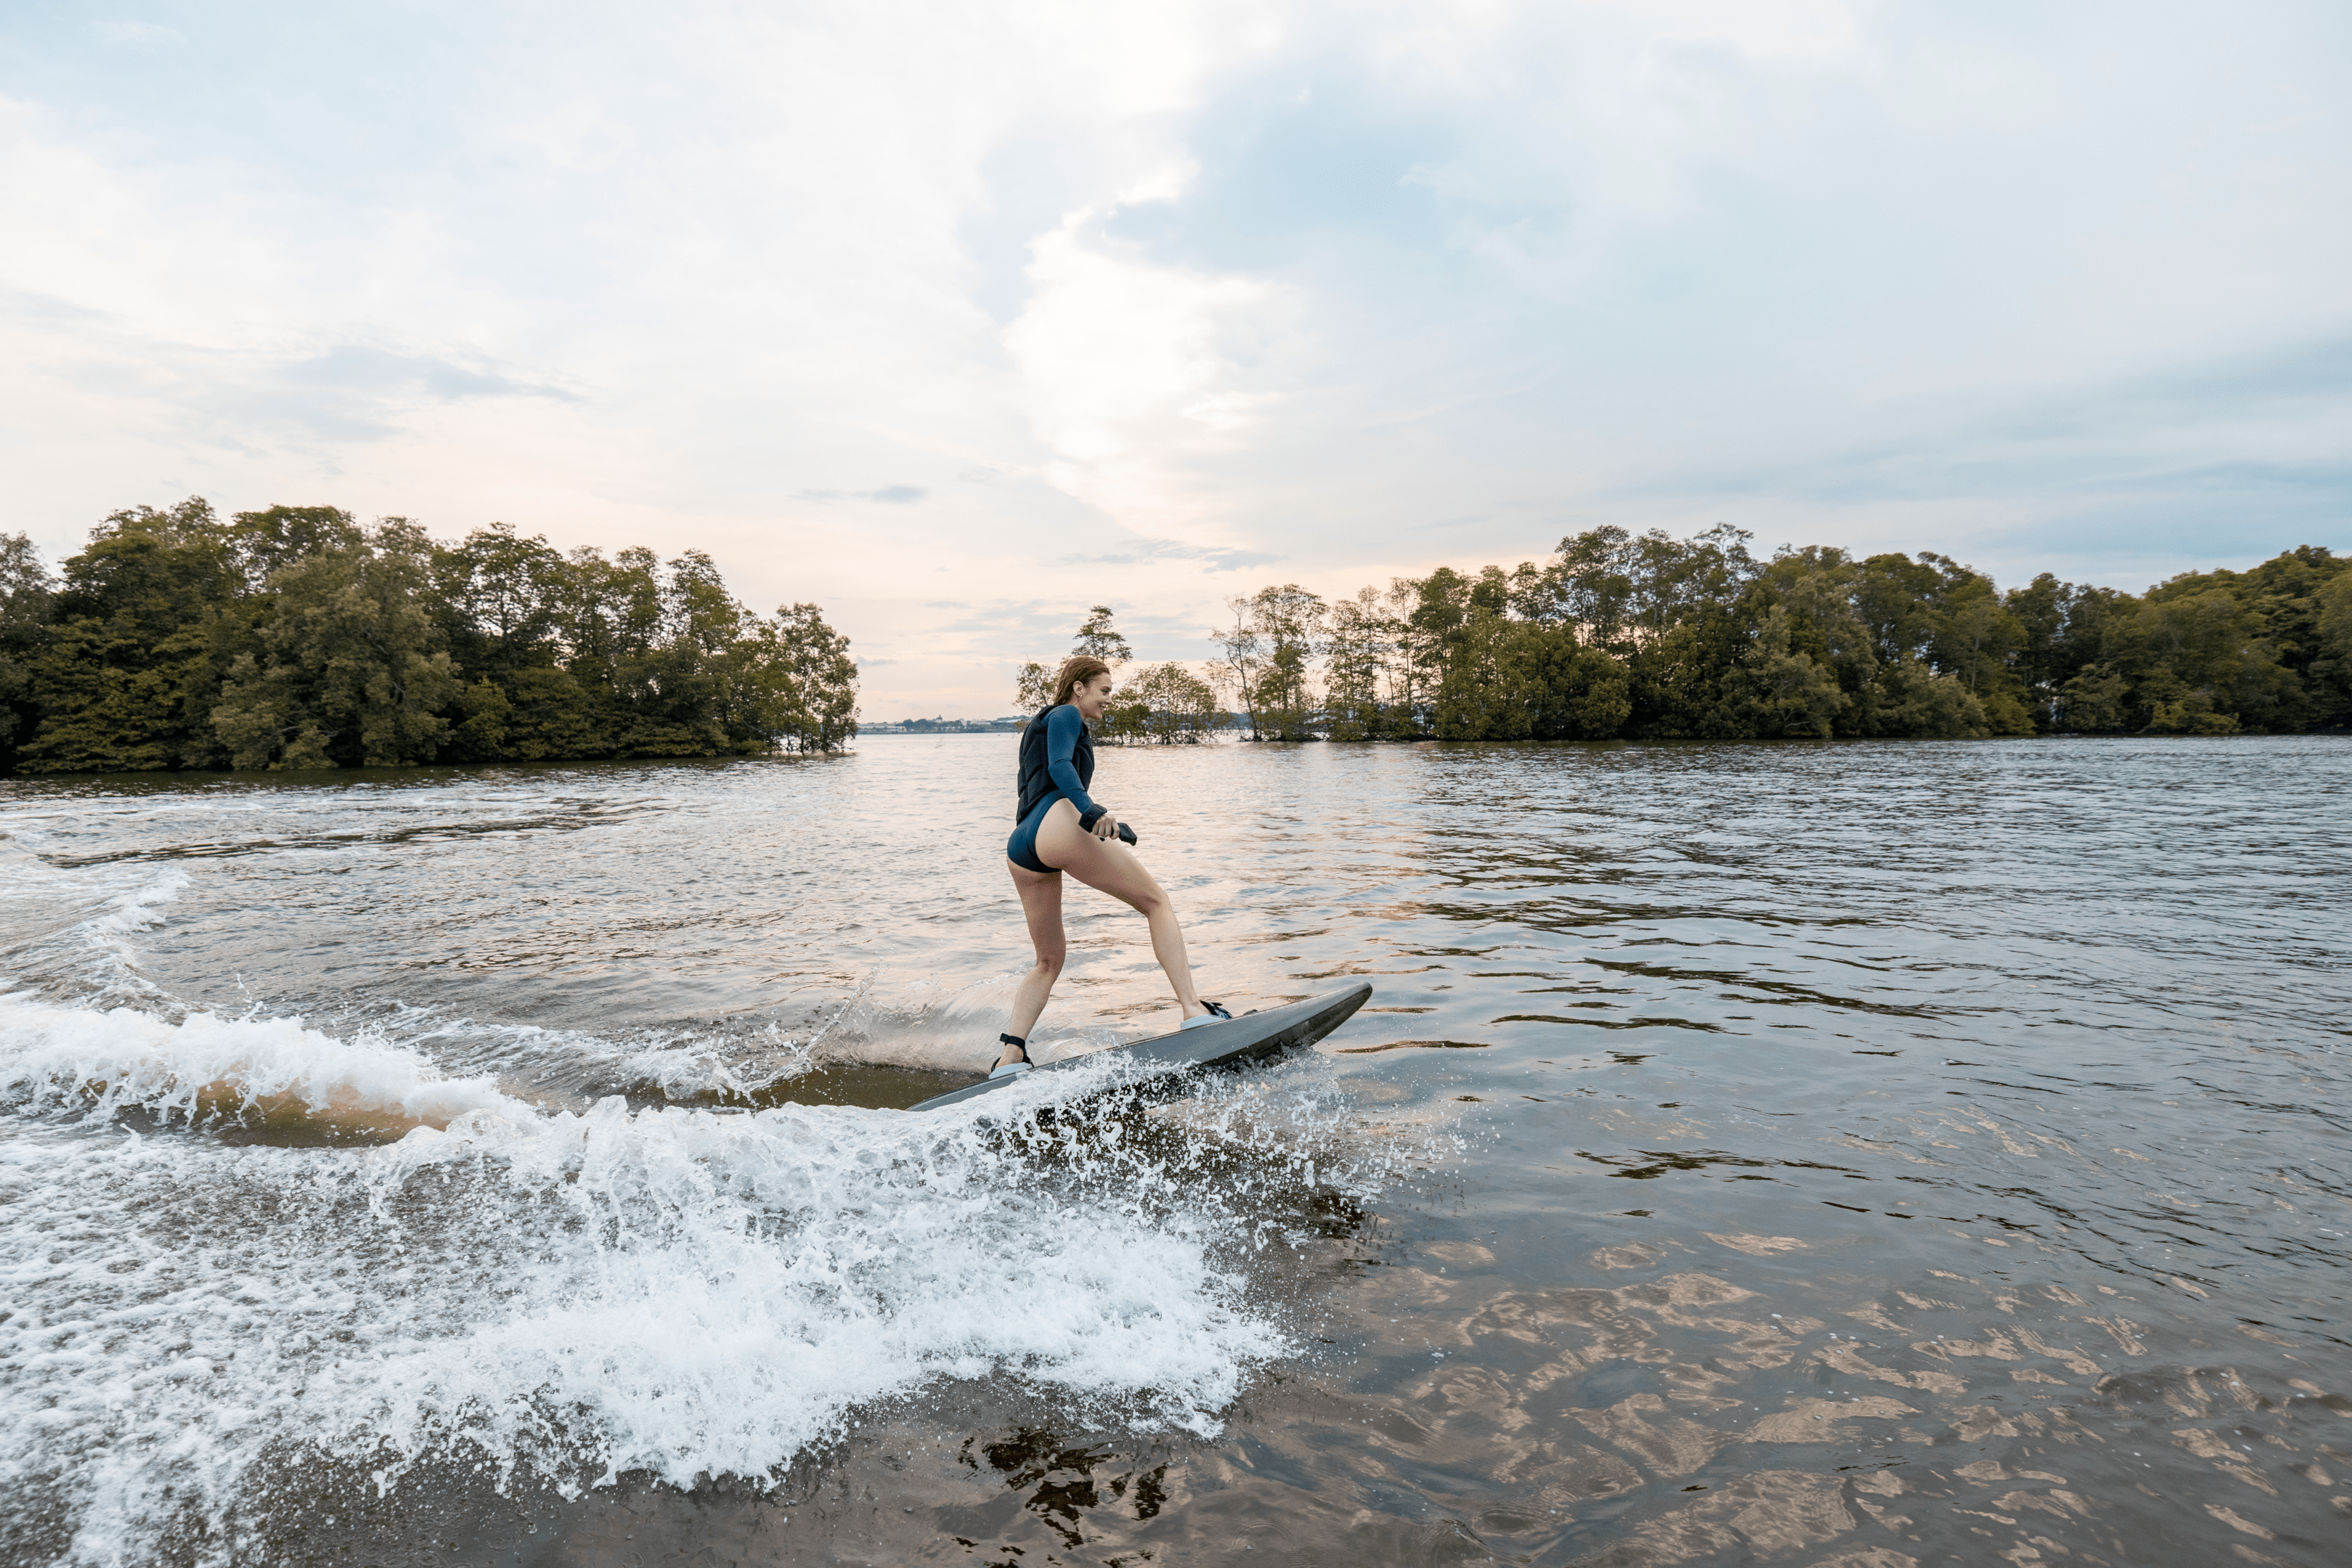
[{"x1": 1074, "y1": 673, "x2": 1115, "y2": 719}]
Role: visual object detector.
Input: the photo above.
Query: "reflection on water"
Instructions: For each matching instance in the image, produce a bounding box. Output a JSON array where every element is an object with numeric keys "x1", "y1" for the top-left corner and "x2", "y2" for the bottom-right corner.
[{"x1": 3, "y1": 735, "x2": 2349, "y2": 1566}]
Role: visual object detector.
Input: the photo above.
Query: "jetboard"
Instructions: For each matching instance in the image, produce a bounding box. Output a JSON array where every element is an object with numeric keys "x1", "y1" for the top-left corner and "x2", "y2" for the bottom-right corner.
[{"x1": 906, "y1": 980, "x2": 1374, "y2": 1115}]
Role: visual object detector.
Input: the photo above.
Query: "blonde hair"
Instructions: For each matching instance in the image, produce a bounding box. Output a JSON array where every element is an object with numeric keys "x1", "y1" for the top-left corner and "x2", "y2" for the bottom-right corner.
[{"x1": 1052, "y1": 656, "x2": 1112, "y2": 708}]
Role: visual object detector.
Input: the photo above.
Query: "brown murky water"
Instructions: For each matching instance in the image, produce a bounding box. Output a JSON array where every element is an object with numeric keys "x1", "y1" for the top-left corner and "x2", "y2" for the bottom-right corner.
[{"x1": 3, "y1": 735, "x2": 2348, "y2": 1567}]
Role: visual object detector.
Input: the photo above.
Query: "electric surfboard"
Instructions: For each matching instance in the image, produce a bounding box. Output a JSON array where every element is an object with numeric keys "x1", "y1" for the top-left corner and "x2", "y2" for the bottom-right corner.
[{"x1": 907, "y1": 981, "x2": 1374, "y2": 1115}]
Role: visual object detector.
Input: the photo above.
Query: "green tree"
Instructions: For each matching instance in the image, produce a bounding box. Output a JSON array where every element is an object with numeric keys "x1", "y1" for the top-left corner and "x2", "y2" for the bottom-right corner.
[
  {"x1": 1128, "y1": 661, "x2": 1222, "y2": 743},
  {"x1": 2239, "y1": 547, "x2": 2347, "y2": 727},
  {"x1": 2104, "y1": 580, "x2": 2287, "y2": 734},
  {"x1": 739, "y1": 603, "x2": 860, "y2": 753},
  {"x1": 1539, "y1": 526, "x2": 1637, "y2": 645},
  {"x1": 433, "y1": 522, "x2": 568, "y2": 674},
  {"x1": 23, "y1": 499, "x2": 246, "y2": 772},
  {"x1": 1401, "y1": 566, "x2": 1473, "y2": 709},
  {"x1": 1095, "y1": 694, "x2": 1149, "y2": 744},
  {"x1": 1539, "y1": 525, "x2": 1757, "y2": 650},
  {"x1": 1622, "y1": 612, "x2": 1749, "y2": 739},
  {"x1": 225, "y1": 505, "x2": 365, "y2": 590},
  {"x1": 1431, "y1": 611, "x2": 1529, "y2": 740},
  {"x1": 211, "y1": 520, "x2": 463, "y2": 768},
  {"x1": 1754, "y1": 551, "x2": 1871, "y2": 686},
  {"x1": 1216, "y1": 584, "x2": 1324, "y2": 739},
  {"x1": 2038, "y1": 585, "x2": 2137, "y2": 730},
  {"x1": 1850, "y1": 553, "x2": 1944, "y2": 667},
  {"x1": 1409, "y1": 564, "x2": 1633, "y2": 743},
  {"x1": 1071, "y1": 605, "x2": 1133, "y2": 666},
  {"x1": 0, "y1": 532, "x2": 58, "y2": 775},
  {"x1": 1918, "y1": 558, "x2": 2031, "y2": 733},
  {"x1": 8, "y1": 499, "x2": 858, "y2": 773},
  {"x1": 2003, "y1": 572, "x2": 2071, "y2": 725},
  {"x1": 1718, "y1": 605, "x2": 1847, "y2": 739},
  {"x1": 1735, "y1": 548, "x2": 2019, "y2": 738},
  {"x1": 2056, "y1": 666, "x2": 2131, "y2": 732},
  {"x1": 1322, "y1": 587, "x2": 1397, "y2": 740},
  {"x1": 484, "y1": 666, "x2": 599, "y2": 759},
  {"x1": 2314, "y1": 570, "x2": 2352, "y2": 722},
  {"x1": 1847, "y1": 658, "x2": 1987, "y2": 738},
  {"x1": 1516, "y1": 629, "x2": 1632, "y2": 740}
]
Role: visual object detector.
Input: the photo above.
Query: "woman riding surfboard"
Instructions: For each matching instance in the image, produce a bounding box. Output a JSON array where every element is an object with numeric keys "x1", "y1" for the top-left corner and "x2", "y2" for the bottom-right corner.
[{"x1": 991, "y1": 656, "x2": 1227, "y2": 1077}]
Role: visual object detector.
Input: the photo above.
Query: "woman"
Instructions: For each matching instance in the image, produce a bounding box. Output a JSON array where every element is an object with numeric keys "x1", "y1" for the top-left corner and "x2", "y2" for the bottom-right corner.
[{"x1": 991, "y1": 656, "x2": 1228, "y2": 1077}]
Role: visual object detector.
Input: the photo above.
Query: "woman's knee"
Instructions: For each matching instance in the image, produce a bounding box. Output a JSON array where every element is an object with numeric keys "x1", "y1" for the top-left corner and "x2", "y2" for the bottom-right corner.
[{"x1": 1032, "y1": 949, "x2": 1067, "y2": 976}]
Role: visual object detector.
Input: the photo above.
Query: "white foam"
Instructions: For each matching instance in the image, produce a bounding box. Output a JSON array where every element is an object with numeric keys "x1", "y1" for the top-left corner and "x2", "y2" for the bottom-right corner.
[
  {"x1": 364, "y1": 1003, "x2": 770, "y2": 1103},
  {"x1": 0, "y1": 840, "x2": 190, "y2": 1005},
  {"x1": 81, "y1": 867, "x2": 190, "y2": 946},
  {"x1": 0, "y1": 995, "x2": 1373, "y2": 1567},
  {"x1": 0, "y1": 993, "x2": 529, "y2": 1129}
]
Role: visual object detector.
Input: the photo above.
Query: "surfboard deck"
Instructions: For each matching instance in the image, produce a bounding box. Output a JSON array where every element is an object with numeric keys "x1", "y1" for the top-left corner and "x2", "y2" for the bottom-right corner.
[{"x1": 907, "y1": 981, "x2": 1374, "y2": 1114}]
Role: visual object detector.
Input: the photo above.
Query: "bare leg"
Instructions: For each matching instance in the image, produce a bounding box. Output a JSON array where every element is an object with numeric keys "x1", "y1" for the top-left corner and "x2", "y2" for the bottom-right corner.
[
  {"x1": 1035, "y1": 801, "x2": 1208, "y2": 1018},
  {"x1": 1001, "y1": 862, "x2": 1065, "y2": 1066}
]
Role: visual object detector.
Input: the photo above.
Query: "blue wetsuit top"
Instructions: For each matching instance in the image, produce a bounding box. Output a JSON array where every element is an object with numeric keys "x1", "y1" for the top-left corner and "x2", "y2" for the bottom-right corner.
[{"x1": 1006, "y1": 705, "x2": 1101, "y2": 873}]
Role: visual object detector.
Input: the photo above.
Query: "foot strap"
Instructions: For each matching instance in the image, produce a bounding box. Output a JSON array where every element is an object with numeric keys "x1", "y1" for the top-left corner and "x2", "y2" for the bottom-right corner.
[{"x1": 998, "y1": 1032, "x2": 1030, "y2": 1063}]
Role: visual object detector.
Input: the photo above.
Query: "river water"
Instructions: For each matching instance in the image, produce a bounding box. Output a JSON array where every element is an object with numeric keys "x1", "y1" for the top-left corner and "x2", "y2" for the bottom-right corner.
[{"x1": 2, "y1": 735, "x2": 2348, "y2": 1567}]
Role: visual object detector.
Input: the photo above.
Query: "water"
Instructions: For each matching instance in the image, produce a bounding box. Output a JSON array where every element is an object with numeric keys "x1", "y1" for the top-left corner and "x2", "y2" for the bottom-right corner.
[{"x1": 3, "y1": 735, "x2": 2348, "y2": 1567}]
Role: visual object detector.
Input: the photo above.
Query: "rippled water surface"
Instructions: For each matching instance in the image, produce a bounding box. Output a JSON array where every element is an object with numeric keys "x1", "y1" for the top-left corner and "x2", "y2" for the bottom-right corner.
[{"x1": 4, "y1": 735, "x2": 2349, "y2": 1567}]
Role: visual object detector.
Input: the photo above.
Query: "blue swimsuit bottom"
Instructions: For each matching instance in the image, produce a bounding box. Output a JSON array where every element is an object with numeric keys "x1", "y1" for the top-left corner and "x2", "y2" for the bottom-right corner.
[{"x1": 1006, "y1": 793, "x2": 1060, "y2": 874}]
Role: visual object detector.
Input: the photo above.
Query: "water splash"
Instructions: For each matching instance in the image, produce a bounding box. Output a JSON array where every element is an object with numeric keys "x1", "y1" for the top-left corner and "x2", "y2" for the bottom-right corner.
[{"x1": 0, "y1": 993, "x2": 1395, "y2": 1567}]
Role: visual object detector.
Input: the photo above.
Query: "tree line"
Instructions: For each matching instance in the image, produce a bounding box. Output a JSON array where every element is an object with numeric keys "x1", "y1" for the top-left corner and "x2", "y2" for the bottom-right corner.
[
  {"x1": 1024, "y1": 529, "x2": 2350, "y2": 743},
  {"x1": 0, "y1": 498, "x2": 858, "y2": 775}
]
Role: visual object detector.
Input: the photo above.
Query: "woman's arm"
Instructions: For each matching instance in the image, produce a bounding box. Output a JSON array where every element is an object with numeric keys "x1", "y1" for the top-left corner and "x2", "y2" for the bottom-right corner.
[{"x1": 1045, "y1": 705, "x2": 1106, "y2": 826}]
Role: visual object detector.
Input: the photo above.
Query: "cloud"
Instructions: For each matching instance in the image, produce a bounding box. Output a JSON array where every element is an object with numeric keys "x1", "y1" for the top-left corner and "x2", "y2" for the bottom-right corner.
[
  {"x1": 223, "y1": 346, "x2": 578, "y2": 440},
  {"x1": 1075, "y1": 536, "x2": 1282, "y2": 571},
  {"x1": 276, "y1": 346, "x2": 574, "y2": 402},
  {"x1": 0, "y1": 283, "x2": 113, "y2": 325},
  {"x1": 795, "y1": 486, "x2": 929, "y2": 505},
  {"x1": 1622, "y1": 335, "x2": 2352, "y2": 511},
  {"x1": 97, "y1": 21, "x2": 186, "y2": 50},
  {"x1": 1005, "y1": 200, "x2": 1289, "y2": 535}
]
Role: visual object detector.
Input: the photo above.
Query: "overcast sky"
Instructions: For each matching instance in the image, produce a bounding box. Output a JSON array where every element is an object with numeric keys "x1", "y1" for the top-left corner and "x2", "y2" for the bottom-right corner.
[{"x1": 4, "y1": 0, "x2": 2347, "y2": 716}]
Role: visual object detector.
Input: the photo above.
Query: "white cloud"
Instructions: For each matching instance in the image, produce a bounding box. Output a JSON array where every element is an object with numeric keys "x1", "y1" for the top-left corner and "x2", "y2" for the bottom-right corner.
[
  {"x1": 96, "y1": 21, "x2": 186, "y2": 50},
  {"x1": 1006, "y1": 204, "x2": 1283, "y2": 514}
]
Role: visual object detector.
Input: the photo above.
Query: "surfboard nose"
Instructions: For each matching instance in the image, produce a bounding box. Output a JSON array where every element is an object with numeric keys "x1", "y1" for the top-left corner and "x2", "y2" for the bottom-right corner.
[{"x1": 1312, "y1": 979, "x2": 1375, "y2": 1042}]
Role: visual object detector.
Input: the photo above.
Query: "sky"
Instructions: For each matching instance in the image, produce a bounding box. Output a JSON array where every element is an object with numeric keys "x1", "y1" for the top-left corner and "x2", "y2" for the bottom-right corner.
[{"x1": 2, "y1": 0, "x2": 2348, "y2": 718}]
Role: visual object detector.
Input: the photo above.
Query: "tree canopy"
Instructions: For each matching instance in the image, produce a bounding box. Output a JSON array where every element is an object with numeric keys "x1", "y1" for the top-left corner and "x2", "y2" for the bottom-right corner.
[
  {"x1": 0, "y1": 499, "x2": 858, "y2": 775},
  {"x1": 1203, "y1": 531, "x2": 2348, "y2": 741},
  {"x1": 1022, "y1": 535, "x2": 2347, "y2": 746}
]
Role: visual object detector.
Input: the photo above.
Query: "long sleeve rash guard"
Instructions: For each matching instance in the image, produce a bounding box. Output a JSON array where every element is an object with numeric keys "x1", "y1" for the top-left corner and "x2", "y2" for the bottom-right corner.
[{"x1": 1043, "y1": 704, "x2": 1102, "y2": 823}]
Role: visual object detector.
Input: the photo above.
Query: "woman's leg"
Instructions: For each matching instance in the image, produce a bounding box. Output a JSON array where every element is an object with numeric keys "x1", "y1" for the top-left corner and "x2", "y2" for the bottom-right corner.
[
  {"x1": 1035, "y1": 801, "x2": 1208, "y2": 1018},
  {"x1": 1002, "y1": 861, "x2": 1065, "y2": 1065}
]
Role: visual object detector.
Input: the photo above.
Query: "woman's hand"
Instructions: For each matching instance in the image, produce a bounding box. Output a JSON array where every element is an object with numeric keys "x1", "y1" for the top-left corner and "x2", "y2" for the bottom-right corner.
[{"x1": 1091, "y1": 809, "x2": 1120, "y2": 841}]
